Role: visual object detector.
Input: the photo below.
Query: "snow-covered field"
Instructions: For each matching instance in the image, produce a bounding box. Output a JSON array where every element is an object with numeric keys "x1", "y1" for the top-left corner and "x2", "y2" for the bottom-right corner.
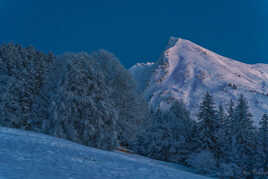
[{"x1": 0, "y1": 127, "x2": 209, "y2": 179}]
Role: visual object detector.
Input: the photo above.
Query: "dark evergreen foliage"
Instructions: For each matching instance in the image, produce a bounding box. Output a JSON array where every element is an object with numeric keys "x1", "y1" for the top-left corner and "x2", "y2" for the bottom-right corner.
[
  {"x1": 258, "y1": 114, "x2": 268, "y2": 174},
  {"x1": 133, "y1": 92, "x2": 265, "y2": 178},
  {"x1": 0, "y1": 44, "x2": 149, "y2": 150}
]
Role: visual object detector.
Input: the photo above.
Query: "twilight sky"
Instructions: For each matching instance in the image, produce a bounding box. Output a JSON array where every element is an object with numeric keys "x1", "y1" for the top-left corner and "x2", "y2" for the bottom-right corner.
[{"x1": 0, "y1": 0, "x2": 266, "y2": 68}]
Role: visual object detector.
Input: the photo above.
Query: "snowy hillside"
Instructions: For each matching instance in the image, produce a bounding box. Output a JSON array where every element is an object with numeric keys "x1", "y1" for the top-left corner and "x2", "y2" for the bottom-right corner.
[
  {"x1": 130, "y1": 37, "x2": 268, "y2": 122},
  {"x1": 0, "y1": 127, "x2": 210, "y2": 179}
]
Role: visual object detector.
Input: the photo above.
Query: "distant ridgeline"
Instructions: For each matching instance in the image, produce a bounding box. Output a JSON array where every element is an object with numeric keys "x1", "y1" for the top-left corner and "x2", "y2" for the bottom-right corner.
[{"x1": 0, "y1": 43, "x2": 149, "y2": 150}]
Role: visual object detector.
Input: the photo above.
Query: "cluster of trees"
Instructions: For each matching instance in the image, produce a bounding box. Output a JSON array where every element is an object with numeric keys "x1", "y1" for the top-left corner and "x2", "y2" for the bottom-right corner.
[
  {"x1": 132, "y1": 92, "x2": 268, "y2": 178},
  {"x1": 2, "y1": 43, "x2": 268, "y2": 178},
  {"x1": 0, "y1": 43, "x2": 149, "y2": 150},
  {"x1": 0, "y1": 44, "x2": 54, "y2": 130}
]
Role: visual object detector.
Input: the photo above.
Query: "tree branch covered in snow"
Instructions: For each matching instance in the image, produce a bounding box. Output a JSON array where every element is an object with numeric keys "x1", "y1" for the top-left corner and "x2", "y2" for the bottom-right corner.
[{"x1": 0, "y1": 44, "x2": 149, "y2": 150}]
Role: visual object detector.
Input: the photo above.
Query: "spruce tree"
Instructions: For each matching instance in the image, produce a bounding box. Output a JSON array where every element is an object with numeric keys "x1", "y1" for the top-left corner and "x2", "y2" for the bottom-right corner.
[
  {"x1": 258, "y1": 114, "x2": 268, "y2": 173},
  {"x1": 169, "y1": 101, "x2": 197, "y2": 163},
  {"x1": 217, "y1": 104, "x2": 226, "y2": 126},
  {"x1": 216, "y1": 104, "x2": 227, "y2": 162},
  {"x1": 133, "y1": 101, "x2": 196, "y2": 164},
  {"x1": 232, "y1": 95, "x2": 256, "y2": 177},
  {"x1": 226, "y1": 99, "x2": 235, "y2": 137},
  {"x1": 225, "y1": 99, "x2": 235, "y2": 162},
  {"x1": 197, "y1": 92, "x2": 221, "y2": 168}
]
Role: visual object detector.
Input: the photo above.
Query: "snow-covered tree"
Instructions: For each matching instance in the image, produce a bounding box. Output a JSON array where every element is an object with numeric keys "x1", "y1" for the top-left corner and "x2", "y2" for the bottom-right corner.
[
  {"x1": 0, "y1": 44, "x2": 151, "y2": 151},
  {"x1": 133, "y1": 110, "x2": 174, "y2": 160},
  {"x1": 0, "y1": 43, "x2": 55, "y2": 131},
  {"x1": 187, "y1": 150, "x2": 217, "y2": 174},
  {"x1": 226, "y1": 99, "x2": 235, "y2": 149},
  {"x1": 47, "y1": 53, "x2": 119, "y2": 150},
  {"x1": 216, "y1": 99, "x2": 236, "y2": 167},
  {"x1": 196, "y1": 92, "x2": 221, "y2": 168},
  {"x1": 91, "y1": 50, "x2": 150, "y2": 146},
  {"x1": 258, "y1": 114, "x2": 268, "y2": 173},
  {"x1": 231, "y1": 95, "x2": 257, "y2": 177},
  {"x1": 133, "y1": 101, "x2": 196, "y2": 164},
  {"x1": 169, "y1": 101, "x2": 199, "y2": 162},
  {"x1": 215, "y1": 104, "x2": 228, "y2": 162}
]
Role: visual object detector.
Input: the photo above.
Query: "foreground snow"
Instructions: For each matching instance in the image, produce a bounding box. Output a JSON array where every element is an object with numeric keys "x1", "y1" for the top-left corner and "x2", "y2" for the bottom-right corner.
[{"x1": 0, "y1": 128, "x2": 209, "y2": 179}]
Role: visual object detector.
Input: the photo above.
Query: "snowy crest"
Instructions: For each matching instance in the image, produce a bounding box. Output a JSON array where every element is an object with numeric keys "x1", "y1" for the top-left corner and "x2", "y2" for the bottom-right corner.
[{"x1": 130, "y1": 37, "x2": 268, "y2": 122}]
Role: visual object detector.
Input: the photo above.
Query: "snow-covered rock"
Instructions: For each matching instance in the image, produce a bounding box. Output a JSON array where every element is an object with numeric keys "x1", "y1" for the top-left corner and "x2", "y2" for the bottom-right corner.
[
  {"x1": 130, "y1": 37, "x2": 268, "y2": 123},
  {"x1": 129, "y1": 62, "x2": 155, "y2": 93},
  {"x1": 0, "y1": 127, "x2": 210, "y2": 179}
]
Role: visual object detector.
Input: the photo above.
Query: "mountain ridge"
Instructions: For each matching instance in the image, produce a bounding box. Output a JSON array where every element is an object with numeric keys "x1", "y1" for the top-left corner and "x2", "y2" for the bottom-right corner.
[{"x1": 130, "y1": 37, "x2": 268, "y2": 123}]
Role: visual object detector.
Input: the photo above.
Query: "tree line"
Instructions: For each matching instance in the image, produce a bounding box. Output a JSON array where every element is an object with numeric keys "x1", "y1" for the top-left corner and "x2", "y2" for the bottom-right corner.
[
  {"x1": 132, "y1": 92, "x2": 268, "y2": 178},
  {"x1": 0, "y1": 43, "x2": 149, "y2": 150}
]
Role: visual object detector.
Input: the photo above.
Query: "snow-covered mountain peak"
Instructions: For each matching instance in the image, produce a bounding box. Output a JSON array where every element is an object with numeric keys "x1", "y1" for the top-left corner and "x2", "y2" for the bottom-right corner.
[
  {"x1": 130, "y1": 37, "x2": 268, "y2": 123},
  {"x1": 165, "y1": 37, "x2": 210, "y2": 55},
  {"x1": 166, "y1": 36, "x2": 180, "y2": 49},
  {"x1": 157, "y1": 37, "x2": 224, "y2": 74}
]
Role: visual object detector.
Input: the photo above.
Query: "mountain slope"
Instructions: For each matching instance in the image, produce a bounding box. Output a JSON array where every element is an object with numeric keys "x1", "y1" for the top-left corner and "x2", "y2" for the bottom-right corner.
[
  {"x1": 0, "y1": 127, "x2": 210, "y2": 179},
  {"x1": 130, "y1": 37, "x2": 268, "y2": 122}
]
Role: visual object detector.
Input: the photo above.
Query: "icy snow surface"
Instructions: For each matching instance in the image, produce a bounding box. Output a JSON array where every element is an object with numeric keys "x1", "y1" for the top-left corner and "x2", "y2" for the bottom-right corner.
[{"x1": 0, "y1": 127, "x2": 209, "y2": 179}]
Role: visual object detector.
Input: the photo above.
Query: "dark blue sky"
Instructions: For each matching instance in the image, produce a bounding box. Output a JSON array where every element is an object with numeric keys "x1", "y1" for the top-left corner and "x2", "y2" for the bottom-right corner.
[{"x1": 0, "y1": 0, "x2": 267, "y2": 68}]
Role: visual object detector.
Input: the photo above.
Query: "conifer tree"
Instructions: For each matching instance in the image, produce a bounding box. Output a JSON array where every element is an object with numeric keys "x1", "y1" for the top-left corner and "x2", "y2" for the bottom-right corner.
[
  {"x1": 133, "y1": 101, "x2": 196, "y2": 164},
  {"x1": 217, "y1": 104, "x2": 226, "y2": 126},
  {"x1": 215, "y1": 104, "x2": 227, "y2": 162},
  {"x1": 197, "y1": 92, "x2": 221, "y2": 167},
  {"x1": 224, "y1": 99, "x2": 236, "y2": 162},
  {"x1": 169, "y1": 101, "x2": 198, "y2": 162},
  {"x1": 232, "y1": 95, "x2": 256, "y2": 177},
  {"x1": 227, "y1": 99, "x2": 235, "y2": 136},
  {"x1": 258, "y1": 114, "x2": 268, "y2": 173}
]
